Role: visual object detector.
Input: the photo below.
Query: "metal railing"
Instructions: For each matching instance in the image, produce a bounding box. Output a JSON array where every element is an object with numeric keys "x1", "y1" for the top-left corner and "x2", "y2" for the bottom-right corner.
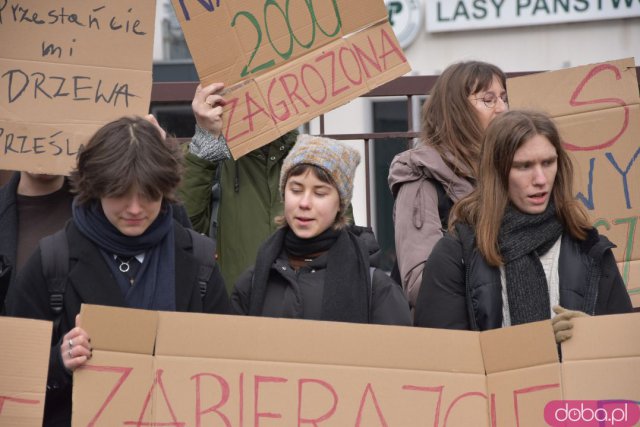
[{"x1": 149, "y1": 68, "x2": 640, "y2": 226}]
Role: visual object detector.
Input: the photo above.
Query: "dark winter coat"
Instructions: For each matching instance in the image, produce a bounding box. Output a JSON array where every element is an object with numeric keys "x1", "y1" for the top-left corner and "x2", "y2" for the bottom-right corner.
[
  {"x1": 0, "y1": 172, "x2": 20, "y2": 307},
  {"x1": 231, "y1": 226, "x2": 412, "y2": 326},
  {"x1": 0, "y1": 172, "x2": 193, "y2": 310},
  {"x1": 414, "y1": 224, "x2": 632, "y2": 330},
  {"x1": 5, "y1": 221, "x2": 229, "y2": 427}
]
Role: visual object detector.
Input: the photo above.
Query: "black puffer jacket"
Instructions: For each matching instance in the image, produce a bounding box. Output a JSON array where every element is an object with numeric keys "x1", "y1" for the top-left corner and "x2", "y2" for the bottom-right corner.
[
  {"x1": 231, "y1": 226, "x2": 411, "y2": 326},
  {"x1": 415, "y1": 224, "x2": 632, "y2": 330}
]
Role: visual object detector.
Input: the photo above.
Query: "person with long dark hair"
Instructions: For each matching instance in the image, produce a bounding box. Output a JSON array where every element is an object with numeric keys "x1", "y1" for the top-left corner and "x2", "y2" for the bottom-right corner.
[
  {"x1": 414, "y1": 110, "x2": 632, "y2": 340},
  {"x1": 389, "y1": 61, "x2": 508, "y2": 310}
]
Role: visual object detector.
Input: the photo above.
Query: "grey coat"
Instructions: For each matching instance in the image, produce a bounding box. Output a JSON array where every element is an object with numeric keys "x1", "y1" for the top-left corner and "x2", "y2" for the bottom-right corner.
[{"x1": 388, "y1": 145, "x2": 474, "y2": 308}]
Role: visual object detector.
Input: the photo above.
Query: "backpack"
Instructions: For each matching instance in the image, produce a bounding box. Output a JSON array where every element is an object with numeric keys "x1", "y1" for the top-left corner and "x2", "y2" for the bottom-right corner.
[
  {"x1": 40, "y1": 227, "x2": 217, "y2": 322},
  {"x1": 390, "y1": 178, "x2": 453, "y2": 285}
]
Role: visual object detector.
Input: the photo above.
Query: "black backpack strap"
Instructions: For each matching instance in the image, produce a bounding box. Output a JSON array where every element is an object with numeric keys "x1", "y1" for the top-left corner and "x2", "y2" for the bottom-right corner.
[
  {"x1": 187, "y1": 229, "x2": 216, "y2": 300},
  {"x1": 431, "y1": 179, "x2": 454, "y2": 232},
  {"x1": 40, "y1": 229, "x2": 69, "y2": 320}
]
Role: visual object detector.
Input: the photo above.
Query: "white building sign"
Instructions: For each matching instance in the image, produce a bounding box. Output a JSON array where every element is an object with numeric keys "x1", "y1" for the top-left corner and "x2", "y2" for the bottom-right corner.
[
  {"x1": 386, "y1": 0, "x2": 423, "y2": 48},
  {"x1": 426, "y1": 0, "x2": 640, "y2": 33}
]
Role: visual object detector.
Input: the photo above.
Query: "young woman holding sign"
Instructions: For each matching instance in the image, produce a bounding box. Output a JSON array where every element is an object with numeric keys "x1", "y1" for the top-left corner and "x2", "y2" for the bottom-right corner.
[
  {"x1": 414, "y1": 110, "x2": 632, "y2": 338},
  {"x1": 6, "y1": 116, "x2": 229, "y2": 427}
]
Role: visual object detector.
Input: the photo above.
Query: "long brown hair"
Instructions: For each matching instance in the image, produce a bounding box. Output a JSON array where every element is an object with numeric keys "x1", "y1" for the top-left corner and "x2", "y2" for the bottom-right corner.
[
  {"x1": 71, "y1": 116, "x2": 182, "y2": 205},
  {"x1": 422, "y1": 61, "x2": 506, "y2": 179},
  {"x1": 450, "y1": 110, "x2": 591, "y2": 266}
]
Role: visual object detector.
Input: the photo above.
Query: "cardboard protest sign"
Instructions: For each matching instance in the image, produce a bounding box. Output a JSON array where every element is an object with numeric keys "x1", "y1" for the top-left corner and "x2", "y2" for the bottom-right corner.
[
  {"x1": 0, "y1": 0, "x2": 156, "y2": 175},
  {"x1": 171, "y1": 0, "x2": 411, "y2": 158},
  {"x1": 507, "y1": 58, "x2": 640, "y2": 307},
  {"x1": 73, "y1": 304, "x2": 640, "y2": 426},
  {"x1": 0, "y1": 316, "x2": 52, "y2": 426}
]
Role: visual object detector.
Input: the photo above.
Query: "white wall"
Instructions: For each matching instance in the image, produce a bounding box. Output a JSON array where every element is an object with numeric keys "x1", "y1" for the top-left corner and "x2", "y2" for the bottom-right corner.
[{"x1": 409, "y1": 14, "x2": 640, "y2": 74}]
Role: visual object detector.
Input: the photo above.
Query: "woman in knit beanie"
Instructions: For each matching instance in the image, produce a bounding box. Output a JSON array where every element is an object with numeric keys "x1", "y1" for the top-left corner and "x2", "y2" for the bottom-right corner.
[{"x1": 230, "y1": 135, "x2": 411, "y2": 325}]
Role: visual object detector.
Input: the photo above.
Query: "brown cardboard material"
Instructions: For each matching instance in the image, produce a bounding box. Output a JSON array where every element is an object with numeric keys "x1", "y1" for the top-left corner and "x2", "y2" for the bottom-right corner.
[
  {"x1": 0, "y1": 316, "x2": 52, "y2": 426},
  {"x1": 73, "y1": 305, "x2": 640, "y2": 426},
  {"x1": 74, "y1": 305, "x2": 489, "y2": 426},
  {"x1": 560, "y1": 313, "x2": 640, "y2": 401},
  {"x1": 171, "y1": 0, "x2": 411, "y2": 158},
  {"x1": 0, "y1": 0, "x2": 156, "y2": 175},
  {"x1": 482, "y1": 321, "x2": 563, "y2": 427},
  {"x1": 507, "y1": 58, "x2": 640, "y2": 307}
]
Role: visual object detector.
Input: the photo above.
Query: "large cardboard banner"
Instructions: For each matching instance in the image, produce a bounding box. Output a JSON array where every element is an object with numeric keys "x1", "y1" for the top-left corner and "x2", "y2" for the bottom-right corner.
[
  {"x1": 0, "y1": 0, "x2": 156, "y2": 175},
  {"x1": 508, "y1": 58, "x2": 640, "y2": 307},
  {"x1": 171, "y1": 0, "x2": 411, "y2": 158},
  {"x1": 0, "y1": 316, "x2": 52, "y2": 426},
  {"x1": 73, "y1": 305, "x2": 640, "y2": 426}
]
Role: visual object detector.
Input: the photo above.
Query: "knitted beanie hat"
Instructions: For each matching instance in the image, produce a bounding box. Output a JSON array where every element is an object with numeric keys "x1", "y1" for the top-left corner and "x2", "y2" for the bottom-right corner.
[{"x1": 279, "y1": 134, "x2": 361, "y2": 214}]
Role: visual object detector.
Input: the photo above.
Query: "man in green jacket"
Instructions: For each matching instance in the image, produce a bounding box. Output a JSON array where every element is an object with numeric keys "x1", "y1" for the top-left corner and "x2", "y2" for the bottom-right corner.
[{"x1": 179, "y1": 83, "x2": 298, "y2": 292}]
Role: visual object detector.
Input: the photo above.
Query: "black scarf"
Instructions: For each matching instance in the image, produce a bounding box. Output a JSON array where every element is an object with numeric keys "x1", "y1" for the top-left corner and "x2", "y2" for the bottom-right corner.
[
  {"x1": 498, "y1": 202, "x2": 563, "y2": 325},
  {"x1": 72, "y1": 200, "x2": 176, "y2": 310},
  {"x1": 249, "y1": 226, "x2": 370, "y2": 323},
  {"x1": 284, "y1": 226, "x2": 340, "y2": 257}
]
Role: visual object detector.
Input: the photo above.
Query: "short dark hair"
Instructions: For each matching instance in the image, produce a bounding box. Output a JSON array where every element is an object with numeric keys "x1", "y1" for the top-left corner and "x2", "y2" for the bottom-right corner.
[{"x1": 70, "y1": 116, "x2": 182, "y2": 205}]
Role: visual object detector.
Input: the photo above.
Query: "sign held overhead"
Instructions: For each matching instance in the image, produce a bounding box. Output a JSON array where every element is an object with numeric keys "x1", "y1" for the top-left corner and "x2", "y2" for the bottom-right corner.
[
  {"x1": 0, "y1": 0, "x2": 157, "y2": 175},
  {"x1": 172, "y1": 0, "x2": 411, "y2": 158}
]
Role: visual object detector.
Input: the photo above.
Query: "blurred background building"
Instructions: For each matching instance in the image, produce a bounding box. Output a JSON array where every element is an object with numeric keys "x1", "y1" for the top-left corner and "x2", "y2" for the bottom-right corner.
[{"x1": 151, "y1": 0, "x2": 640, "y2": 270}]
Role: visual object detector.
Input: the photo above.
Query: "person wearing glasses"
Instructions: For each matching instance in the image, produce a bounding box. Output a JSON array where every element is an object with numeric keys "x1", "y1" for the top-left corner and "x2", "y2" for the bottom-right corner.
[
  {"x1": 414, "y1": 110, "x2": 631, "y2": 339},
  {"x1": 388, "y1": 61, "x2": 508, "y2": 311}
]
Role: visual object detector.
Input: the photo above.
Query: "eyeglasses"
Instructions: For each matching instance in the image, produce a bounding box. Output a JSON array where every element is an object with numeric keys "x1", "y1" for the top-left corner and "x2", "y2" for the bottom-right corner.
[{"x1": 471, "y1": 93, "x2": 509, "y2": 109}]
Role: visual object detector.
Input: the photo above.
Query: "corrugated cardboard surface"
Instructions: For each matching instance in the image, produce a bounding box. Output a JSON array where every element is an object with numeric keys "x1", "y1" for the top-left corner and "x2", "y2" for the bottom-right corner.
[
  {"x1": 507, "y1": 57, "x2": 638, "y2": 118},
  {"x1": 171, "y1": 0, "x2": 389, "y2": 87},
  {"x1": 171, "y1": 0, "x2": 411, "y2": 158},
  {"x1": 74, "y1": 305, "x2": 640, "y2": 426},
  {"x1": 481, "y1": 321, "x2": 562, "y2": 426},
  {"x1": 562, "y1": 313, "x2": 640, "y2": 361},
  {"x1": 151, "y1": 356, "x2": 489, "y2": 426},
  {"x1": 79, "y1": 304, "x2": 157, "y2": 355},
  {"x1": 154, "y1": 311, "x2": 484, "y2": 373},
  {"x1": 561, "y1": 313, "x2": 640, "y2": 402},
  {"x1": 0, "y1": 0, "x2": 156, "y2": 175},
  {"x1": 0, "y1": 317, "x2": 52, "y2": 426},
  {"x1": 507, "y1": 58, "x2": 640, "y2": 307},
  {"x1": 76, "y1": 305, "x2": 487, "y2": 425},
  {"x1": 480, "y1": 321, "x2": 558, "y2": 374},
  {"x1": 486, "y1": 364, "x2": 562, "y2": 427}
]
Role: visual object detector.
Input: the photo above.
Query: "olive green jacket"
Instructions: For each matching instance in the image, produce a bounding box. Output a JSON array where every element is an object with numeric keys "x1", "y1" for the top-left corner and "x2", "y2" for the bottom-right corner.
[{"x1": 179, "y1": 131, "x2": 298, "y2": 292}]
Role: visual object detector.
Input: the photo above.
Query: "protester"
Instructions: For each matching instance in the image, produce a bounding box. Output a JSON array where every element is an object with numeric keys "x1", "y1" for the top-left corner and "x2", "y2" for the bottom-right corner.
[
  {"x1": 0, "y1": 173, "x2": 73, "y2": 308},
  {"x1": 6, "y1": 116, "x2": 229, "y2": 426},
  {"x1": 0, "y1": 125, "x2": 192, "y2": 311},
  {"x1": 178, "y1": 82, "x2": 299, "y2": 292},
  {"x1": 388, "y1": 61, "x2": 508, "y2": 310},
  {"x1": 230, "y1": 134, "x2": 411, "y2": 325},
  {"x1": 414, "y1": 110, "x2": 632, "y2": 341}
]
